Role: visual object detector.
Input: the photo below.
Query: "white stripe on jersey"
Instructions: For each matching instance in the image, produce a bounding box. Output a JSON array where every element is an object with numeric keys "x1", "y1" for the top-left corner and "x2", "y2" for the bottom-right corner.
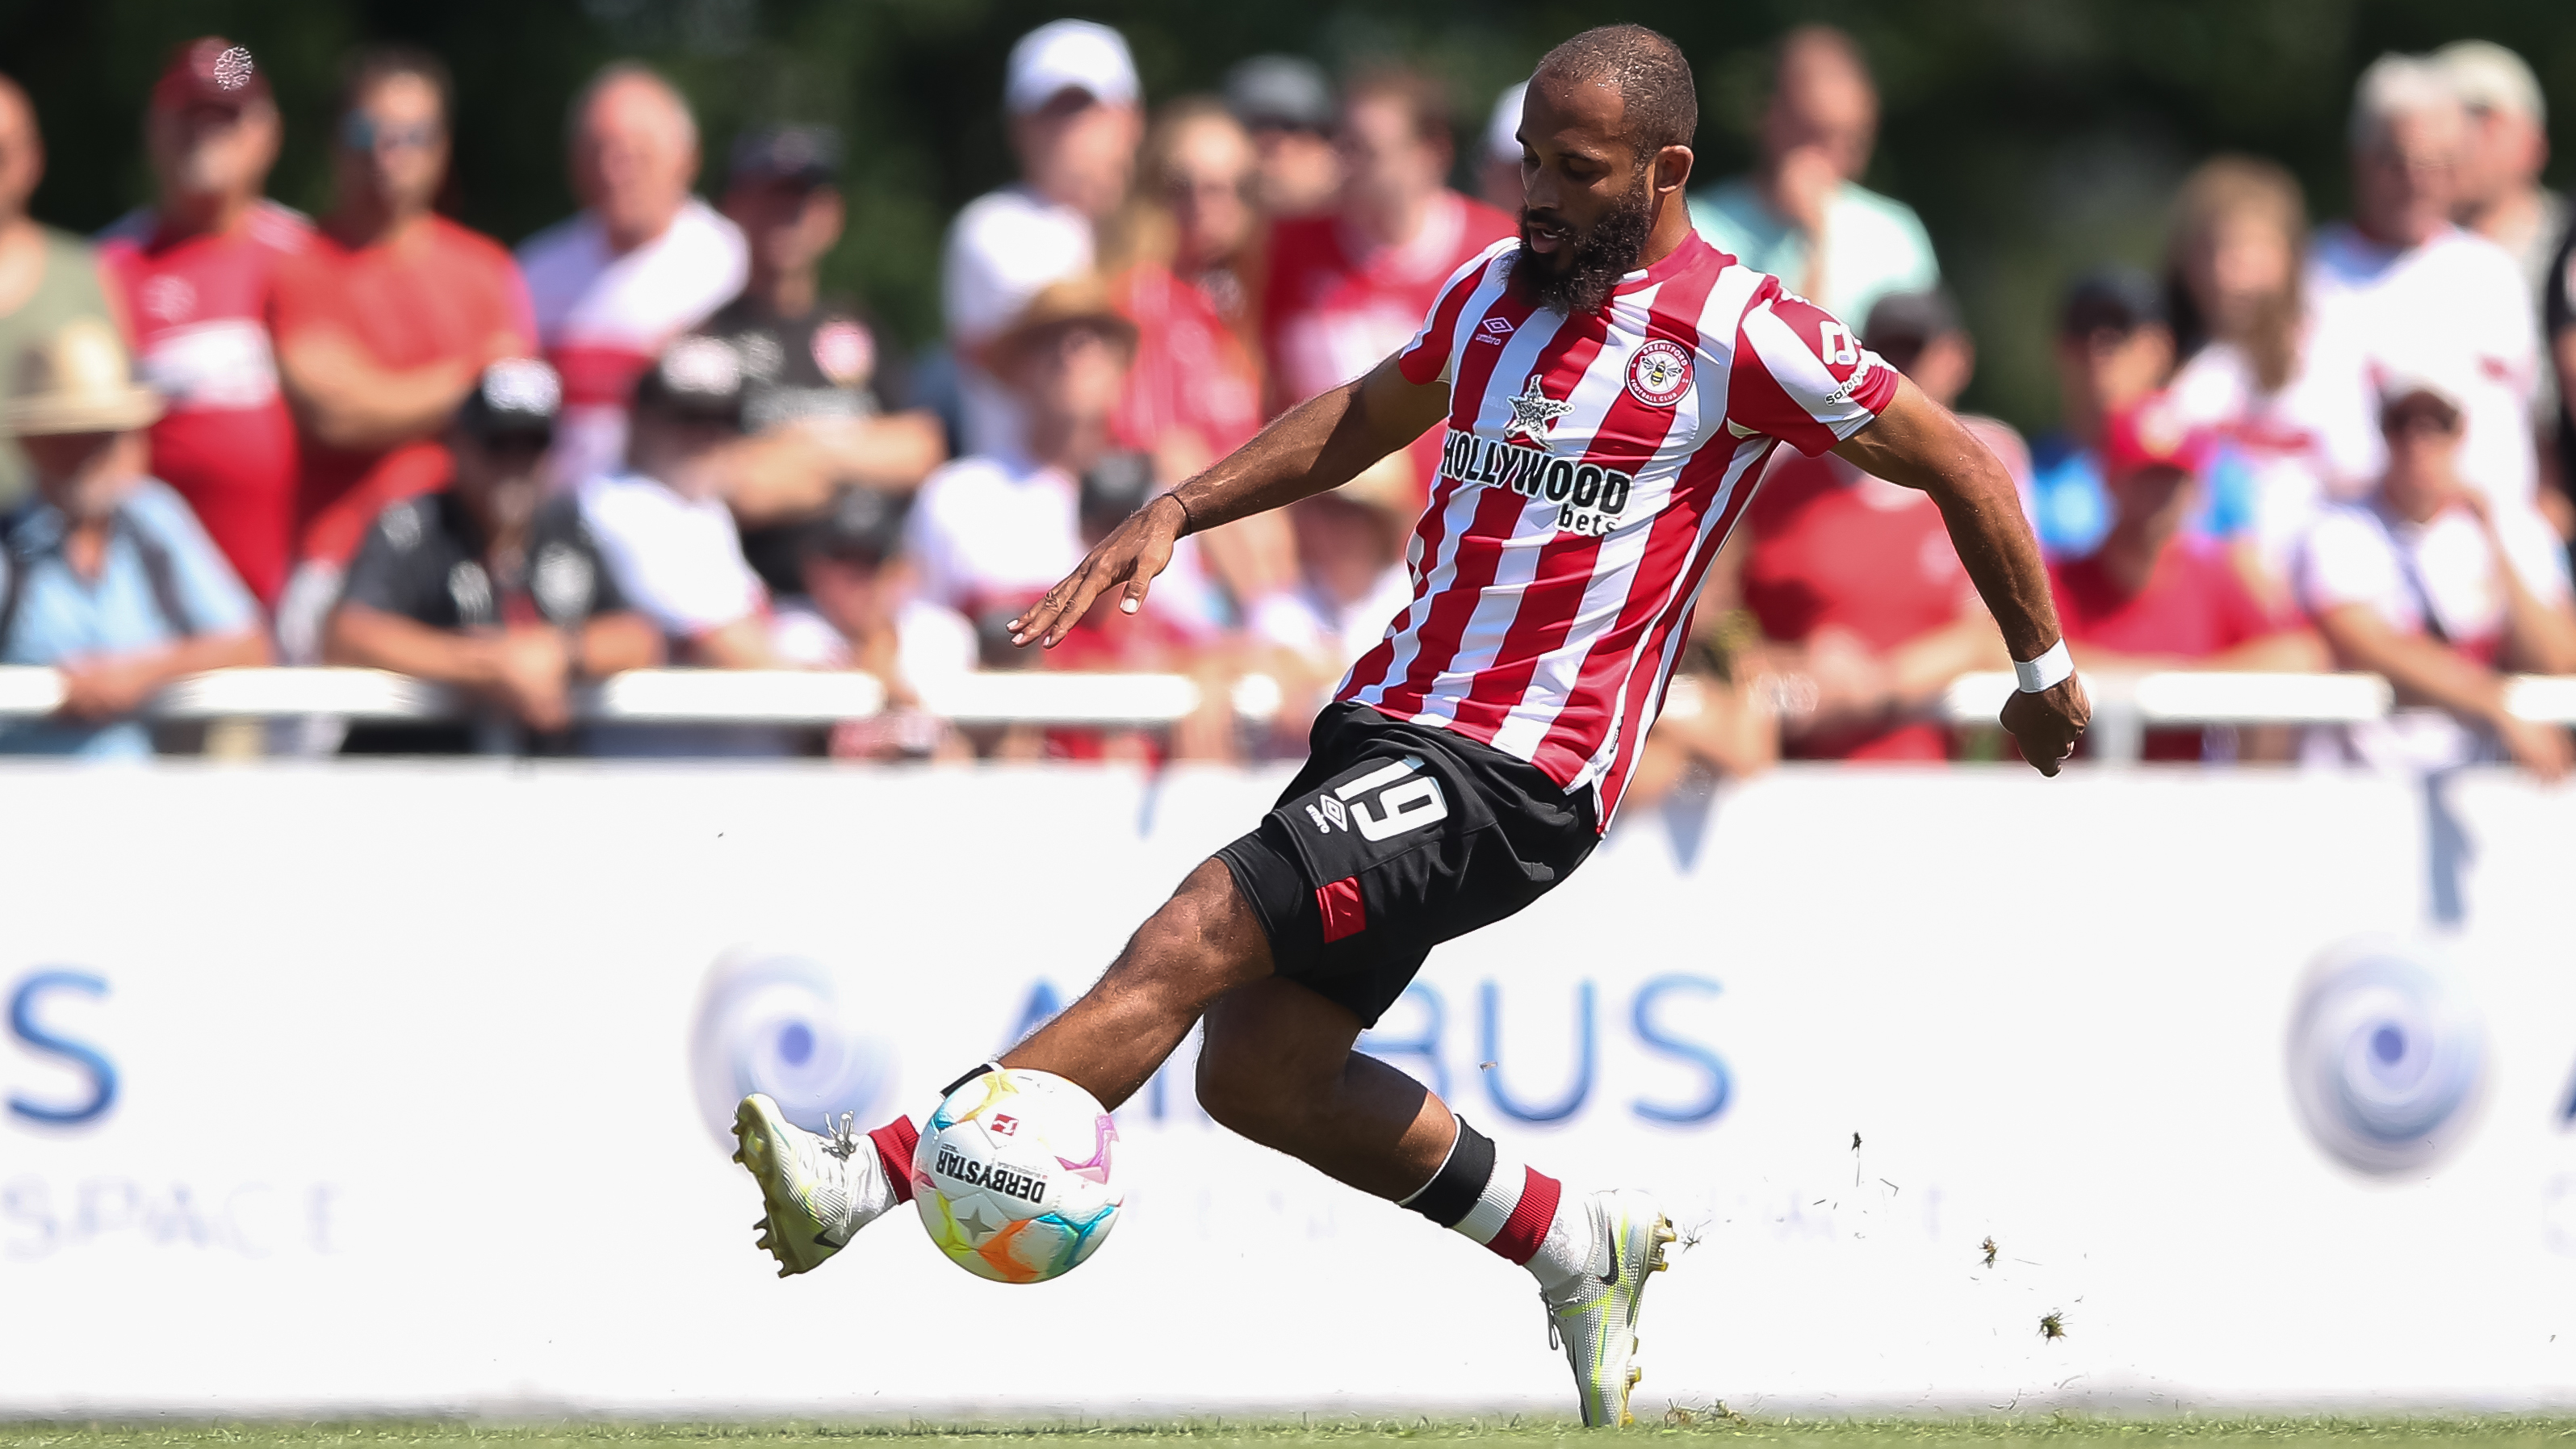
[{"x1": 1342, "y1": 232, "x2": 1899, "y2": 827}]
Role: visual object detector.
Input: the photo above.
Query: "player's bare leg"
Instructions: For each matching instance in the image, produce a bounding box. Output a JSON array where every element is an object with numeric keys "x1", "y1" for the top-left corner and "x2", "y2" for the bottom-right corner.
[
  {"x1": 1000, "y1": 859, "x2": 1274, "y2": 1107},
  {"x1": 1199, "y1": 979, "x2": 1675, "y2": 1427},
  {"x1": 734, "y1": 860, "x2": 1269, "y2": 1276}
]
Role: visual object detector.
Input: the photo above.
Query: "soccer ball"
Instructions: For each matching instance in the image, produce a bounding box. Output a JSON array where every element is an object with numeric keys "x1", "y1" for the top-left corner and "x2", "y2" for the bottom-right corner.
[{"x1": 911, "y1": 1067, "x2": 1121, "y2": 1284}]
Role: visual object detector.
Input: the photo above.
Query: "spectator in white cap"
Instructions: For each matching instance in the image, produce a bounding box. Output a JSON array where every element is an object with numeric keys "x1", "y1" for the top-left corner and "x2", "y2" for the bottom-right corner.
[
  {"x1": 1477, "y1": 80, "x2": 1527, "y2": 216},
  {"x1": 2302, "y1": 54, "x2": 2541, "y2": 517},
  {"x1": 942, "y1": 19, "x2": 1142, "y2": 457},
  {"x1": 2436, "y1": 40, "x2": 2563, "y2": 306},
  {"x1": 2297, "y1": 362, "x2": 2576, "y2": 777}
]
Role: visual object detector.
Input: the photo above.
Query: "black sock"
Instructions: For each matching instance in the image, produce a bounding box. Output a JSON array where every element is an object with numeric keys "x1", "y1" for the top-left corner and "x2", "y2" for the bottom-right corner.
[{"x1": 1398, "y1": 1115, "x2": 1497, "y2": 1227}]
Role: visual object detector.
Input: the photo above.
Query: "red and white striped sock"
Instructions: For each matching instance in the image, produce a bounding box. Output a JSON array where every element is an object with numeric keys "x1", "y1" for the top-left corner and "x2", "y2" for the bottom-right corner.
[{"x1": 1400, "y1": 1116, "x2": 1596, "y2": 1292}]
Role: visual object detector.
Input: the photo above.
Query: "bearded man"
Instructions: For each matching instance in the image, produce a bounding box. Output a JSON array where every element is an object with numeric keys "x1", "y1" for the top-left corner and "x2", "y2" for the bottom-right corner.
[{"x1": 722, "y1": 26, "x2": 2089, "y2": 1426}]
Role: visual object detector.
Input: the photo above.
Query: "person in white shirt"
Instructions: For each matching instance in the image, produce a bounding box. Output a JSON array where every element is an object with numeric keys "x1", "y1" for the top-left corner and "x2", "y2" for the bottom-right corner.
[
  {"x1": 518, "y1": 64, "x2": 747, "y2": 487},
  {"x1": 942, "y1": 20, "x2": 1141, "y2": 456},
  {"x1": 768, "y1": 486, "x2": 974, "y2": 760},
  {"x1": 2298, "y1": 366, "x2": 2576, "y2": 777},
  {"x1": 2163, "y1": 155, "x2": 2338, "y2": 588},
  {"x1": 2302, "y1": 54, "x2": 2540, "y2": 513},
  {"x1": 577, "y1": 334, "x2": 776, "y2": 668},
  {"x1": 1248, "y1": 453, "x2": 1415, "y2": 743},
  {"x1": 908, "y1": 277, "x2": 1133, "y2": 622},
  {"x1": 1686, "y1": 25, "x2": 1938, "y2": 329}
]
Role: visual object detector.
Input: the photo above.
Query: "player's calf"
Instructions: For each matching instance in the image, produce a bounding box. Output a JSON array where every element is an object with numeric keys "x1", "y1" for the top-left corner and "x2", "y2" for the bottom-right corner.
[{"x1": 1402, "y1": 1119, "x2": 1673, "y2": 1427}]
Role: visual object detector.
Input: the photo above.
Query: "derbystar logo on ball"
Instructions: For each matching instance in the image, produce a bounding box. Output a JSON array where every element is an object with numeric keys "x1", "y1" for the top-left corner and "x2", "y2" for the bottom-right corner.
[{"x1": 913, "y1": 1067, "x2": 1123, "y2": 1284}]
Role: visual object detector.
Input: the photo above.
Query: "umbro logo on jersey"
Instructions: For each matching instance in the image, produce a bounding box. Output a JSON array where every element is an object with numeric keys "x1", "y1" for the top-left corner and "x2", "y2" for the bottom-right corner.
[
  {"x1": 1504, "y1": 375, "x2": 1575, "y2": 444},
  {"x1": 1475, "y1": 316, "x2": 1517, "y2": 345},
  {"x1": 1439, "y1": 430, "x2": 1636, "y2": 538}
]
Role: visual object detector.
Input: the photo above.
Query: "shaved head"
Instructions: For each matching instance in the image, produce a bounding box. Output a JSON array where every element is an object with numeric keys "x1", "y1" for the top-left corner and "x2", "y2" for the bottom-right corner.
[{"x1": 1531, "y1": 23, "x2": 1697, "y2": 161}]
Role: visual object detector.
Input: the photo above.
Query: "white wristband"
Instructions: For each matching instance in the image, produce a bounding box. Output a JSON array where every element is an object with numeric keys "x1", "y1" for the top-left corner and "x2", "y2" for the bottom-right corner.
[{"x1": 2014, "y1": 639, "x2": 2072, "y2": 693}]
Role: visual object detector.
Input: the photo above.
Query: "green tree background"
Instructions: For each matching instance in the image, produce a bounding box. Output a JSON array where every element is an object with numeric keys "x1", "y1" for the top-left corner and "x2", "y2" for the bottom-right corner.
[{"x1": 6, "y1": 0, "x2": 2570, "y2": 434}]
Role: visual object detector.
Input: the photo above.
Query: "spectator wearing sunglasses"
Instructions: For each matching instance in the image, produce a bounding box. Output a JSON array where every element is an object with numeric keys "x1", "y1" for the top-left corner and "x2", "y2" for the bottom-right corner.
[
  {"x1": 323, "y1": 359, "x2": 658, "y2": 753},
  {"x1": 271, "y1": 45, "x2": 535, "y2": 648}
]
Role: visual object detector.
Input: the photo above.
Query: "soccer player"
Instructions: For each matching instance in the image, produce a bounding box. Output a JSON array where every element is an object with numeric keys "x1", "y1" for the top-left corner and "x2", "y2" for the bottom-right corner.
[{"x1": 731, "y1": 26, "x2": 2089, "y2": 1426}]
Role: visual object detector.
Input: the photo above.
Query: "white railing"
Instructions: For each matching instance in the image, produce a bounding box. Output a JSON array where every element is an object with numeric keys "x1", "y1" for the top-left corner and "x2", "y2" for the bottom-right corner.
[{"x1": 6, "y1": 664, "x2": 2576, "y2": 761}]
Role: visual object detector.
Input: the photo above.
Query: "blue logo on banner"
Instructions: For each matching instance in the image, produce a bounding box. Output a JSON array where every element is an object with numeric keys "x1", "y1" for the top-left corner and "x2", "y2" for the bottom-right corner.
[
  {"x1": 2286, "y1": 937, "x2": 2484, "y2": 1175},
  {"x1": 688, "y1": 951, "x2": 897, "y2": 1151},
  {"x1": 8, "y1": 969, "x2": 117, "y2": 1129}
]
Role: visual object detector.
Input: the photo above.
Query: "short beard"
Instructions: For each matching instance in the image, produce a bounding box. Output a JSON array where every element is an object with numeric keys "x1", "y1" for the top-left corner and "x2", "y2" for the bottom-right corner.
[{"x1": 1510, "y1": 169, "x2": 1657, "y2": 316}]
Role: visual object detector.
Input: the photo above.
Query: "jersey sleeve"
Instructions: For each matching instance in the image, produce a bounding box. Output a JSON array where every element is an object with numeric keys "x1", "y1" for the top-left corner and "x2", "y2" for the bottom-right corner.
[
  {"x1": 527, "y1": 496, "x2": 630, "y2": 624},
  {"x1": 1395, "y1": 242, "x2": 1509, "y2": 387},
  {"x1": 337, "y1": 498, "x2": 438, "y2": 621},
  {"x1": 1723, "y1": 284, "x2": 1901, "y2": 456}
]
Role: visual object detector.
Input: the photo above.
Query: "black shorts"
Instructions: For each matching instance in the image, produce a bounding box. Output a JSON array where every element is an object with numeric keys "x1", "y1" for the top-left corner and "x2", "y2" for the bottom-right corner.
[{"x1": 1213, "y1": 701, "x2": 1599, "y2": 1028}]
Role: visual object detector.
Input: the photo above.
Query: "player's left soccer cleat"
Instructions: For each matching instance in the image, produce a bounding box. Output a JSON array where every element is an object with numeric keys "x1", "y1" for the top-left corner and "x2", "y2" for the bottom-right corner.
[
  {"x1": 1541, "y1": 1187, "x2": 1675, "y2": 1427},
  {"x1": 731, "y1": 1093, "x2": 894, "y2": 1279}
]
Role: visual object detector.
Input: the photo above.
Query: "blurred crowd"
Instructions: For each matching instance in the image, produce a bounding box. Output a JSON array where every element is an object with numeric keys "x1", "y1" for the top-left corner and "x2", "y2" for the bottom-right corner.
[{"x1": 0, "y1": 24, "x2": 2572, "y2": 780}]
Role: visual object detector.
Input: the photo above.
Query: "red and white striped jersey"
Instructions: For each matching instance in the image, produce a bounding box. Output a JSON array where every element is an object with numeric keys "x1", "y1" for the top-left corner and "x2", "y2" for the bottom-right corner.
[{"x1": 1336, "y1": 231, "x2": 1900, "y2": 823}]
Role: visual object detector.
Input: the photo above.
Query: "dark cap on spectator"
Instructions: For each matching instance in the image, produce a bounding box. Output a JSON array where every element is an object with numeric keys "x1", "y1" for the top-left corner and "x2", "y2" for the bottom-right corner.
[
  {"x1": 454, "y1": 358, "x2": 562, "y2": 442},
  {"x1": 730, "y1": 124, "x2": 841, "y2": 189},
  {"x1": 633, "y1": 334, "x2": 750, "y2": 429},
  {"x1": 803, "y1": 485, "x2": 909, "y2": 565},
  {"x1": 1079, "y1": 451, "x2": 1157, "y2": 537},
  {"x1": 2059, "y1": 266, "x2": 2165, "y2": 338},
  {"x1": 1862, "y1": 289, "x2": 1962, "y2": 355},
  {"x1": 153, "y1": 37, "x2": 271, "y2": 113},
  {"x1": 1225, "y1": 55, "x2": 1334, "y2": 133}
]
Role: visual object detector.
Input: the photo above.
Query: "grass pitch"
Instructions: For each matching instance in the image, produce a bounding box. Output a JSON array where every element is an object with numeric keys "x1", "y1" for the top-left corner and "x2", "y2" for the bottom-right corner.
[{"x1": 6, "y1": 1422, "x2": 2576, "y2": 1449}]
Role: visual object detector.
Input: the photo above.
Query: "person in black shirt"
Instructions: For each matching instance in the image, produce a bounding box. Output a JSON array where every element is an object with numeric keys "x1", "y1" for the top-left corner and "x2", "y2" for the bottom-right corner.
[
  {"x1": 324, "y1": 359, "x2": 662, "y2": 752},
  {"x1": 706, "y1": 125, "x2": 948, "y2": 596}
]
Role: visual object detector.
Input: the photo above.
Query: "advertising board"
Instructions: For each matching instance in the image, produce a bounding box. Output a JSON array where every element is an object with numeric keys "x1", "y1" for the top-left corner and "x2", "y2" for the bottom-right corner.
[{"x1": 4, "y1": 763, "x2": 2574, "y2": 1414}]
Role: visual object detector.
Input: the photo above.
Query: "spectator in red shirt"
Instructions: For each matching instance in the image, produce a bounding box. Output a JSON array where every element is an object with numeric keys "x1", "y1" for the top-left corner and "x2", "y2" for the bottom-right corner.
[
  {"x1": 2050, "y1": 393, "x2": 2326, "y2": 760},
  {"x1": 271, "y1": 48, "x2": 538, "y2": 651},
  {"x1": 1719, "y1": 290, "x2": 2017, "y2": 761},
  {"x1": 97, "y1": 38, "x2": 309, "y2": 608},
  {"x1": 1262, "y1": 65, "x2": 1513, "y2": 507},
  {"x1": 1108, "y1": 98, "x2": 1293, "y2": 610},
  {"x1": 518, "y1": 65, "x2": 746, "y2": 488}
]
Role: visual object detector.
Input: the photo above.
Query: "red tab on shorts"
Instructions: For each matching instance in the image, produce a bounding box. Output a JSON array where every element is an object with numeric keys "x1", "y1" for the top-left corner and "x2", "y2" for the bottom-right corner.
[{"x1": 1316, "y1": 877, "x2": 1367, "y2": 943}]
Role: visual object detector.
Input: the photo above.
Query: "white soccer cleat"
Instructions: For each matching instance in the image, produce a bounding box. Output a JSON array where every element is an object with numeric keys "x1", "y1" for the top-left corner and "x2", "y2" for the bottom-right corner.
[
  {"x1": 731, "y1": 1093, "x2": 892, "y2": 1279},
  {"x1": 1543, "y1": 1187, "x2": 1676, "y2": 1427}
]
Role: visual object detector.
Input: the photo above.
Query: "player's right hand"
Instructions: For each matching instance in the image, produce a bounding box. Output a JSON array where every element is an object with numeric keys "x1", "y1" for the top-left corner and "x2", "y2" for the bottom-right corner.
[
  {"x1": 2000, "y1": 675, "x2": 2089, "y2": 777},
  {"x1": 1011, "y1": 492, "x2": 1187, "y2": 649}
]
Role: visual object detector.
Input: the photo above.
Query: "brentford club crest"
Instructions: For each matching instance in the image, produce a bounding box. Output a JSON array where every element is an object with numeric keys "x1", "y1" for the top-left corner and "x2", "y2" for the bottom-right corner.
[{"x1": 1626, "y1": 339, "x2": 1692, "y2": 408}]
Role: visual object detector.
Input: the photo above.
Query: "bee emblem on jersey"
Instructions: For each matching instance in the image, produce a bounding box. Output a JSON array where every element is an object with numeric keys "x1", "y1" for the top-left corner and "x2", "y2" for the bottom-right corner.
[
  {"x1": 1626, "y1": 339, "x2": 1693, "y2": 408},
  {"x1": 1505, "y1": 374, "x2": 1576, "y2": 446}
]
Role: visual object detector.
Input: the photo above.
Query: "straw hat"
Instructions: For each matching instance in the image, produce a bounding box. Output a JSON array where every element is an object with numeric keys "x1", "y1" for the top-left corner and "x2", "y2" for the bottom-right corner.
[
  {"x1": 2, "y1": 319, "x2": 164, "y2": 436},
  {"x1": 980, "y1": 274, "x2": 1139, "y2": 371}
]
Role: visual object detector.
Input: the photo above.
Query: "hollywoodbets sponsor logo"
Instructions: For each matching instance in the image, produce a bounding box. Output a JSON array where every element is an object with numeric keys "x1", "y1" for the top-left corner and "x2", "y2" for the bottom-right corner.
[
  {"x1": 935, "y1": 1146, "x2": 1049, "y2": 1203},
  {"x1": 1439, "y1": 431, "x2": 1635, "y2": 538}
]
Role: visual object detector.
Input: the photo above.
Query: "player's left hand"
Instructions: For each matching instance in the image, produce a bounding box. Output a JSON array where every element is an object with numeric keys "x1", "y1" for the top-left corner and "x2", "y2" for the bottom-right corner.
[
  {"x1": 2000, "y1": 675, "x2": 2088, "y2": 777},
  {"x1": 1011, "y1": 493, "x2": 1186, "y2": 649}
]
